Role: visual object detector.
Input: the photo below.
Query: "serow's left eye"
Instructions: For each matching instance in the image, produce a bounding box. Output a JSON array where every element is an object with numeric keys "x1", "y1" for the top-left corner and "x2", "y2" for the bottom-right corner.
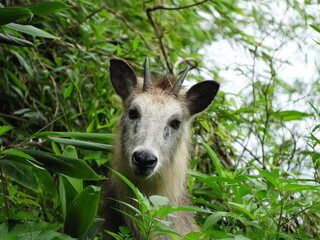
[{"x1": 170, "y1": 119, "x2": 181, "y2": 129}]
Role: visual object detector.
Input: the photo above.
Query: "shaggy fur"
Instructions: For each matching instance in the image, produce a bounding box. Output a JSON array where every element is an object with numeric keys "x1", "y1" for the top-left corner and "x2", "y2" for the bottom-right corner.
[{"x1": 102, "y1": 59, "x2": 219, "y2": 239}]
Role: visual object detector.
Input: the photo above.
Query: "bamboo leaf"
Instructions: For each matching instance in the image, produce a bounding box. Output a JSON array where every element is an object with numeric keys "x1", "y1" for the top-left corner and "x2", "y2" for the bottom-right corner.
[
  {"x1": 35, "y1": 131, "x2": 115, "y2": 144},
  {"x1": 272, "y1": 110, "x2": 312, "y2": 122},
  {"x1": 310, "y1": 24, "x2": 320, "y2": 33},
  {"x1": 257, "y1": 168, "x2": 279, "y2": 188},
  {"x1": 202, "y1": 140, "x2": 225, "y2": 177},
  {"x1": 0, "y1": 125, "x2": 14, "y2": 135},
  {"x1": 19, "y1": 149, "x2": 103, "y2": 180},
  {"x1": 0, "y1": 33, "x2": 34, "y2": 47},
  {"x1": 1, "y1": 68, "x2": 28, "y2": 91},
  {"x1": 2, "y1": 149, "x2": 38, "y2": 163},
  {"x1": 203, "y1": 212, "x2": 229, "y2": 230},
  {"x1": 5, "y1": 23, "x2": 59, "y2": 39},
  {"x1": 0, "y1": 160, "x2": 39, "y2": 191},
  {"x1": 0, "y1": 7, "x2": 32, "y2": 25},
  {"x1": 108, "y1": 167, "x2": 144, "y2": 202},
  {"x1": 24, "y1": 1, "x2": 70, "y2": 15},
  {"x1": 47, "y1": 136, "x2": 112, "y2": 151}
]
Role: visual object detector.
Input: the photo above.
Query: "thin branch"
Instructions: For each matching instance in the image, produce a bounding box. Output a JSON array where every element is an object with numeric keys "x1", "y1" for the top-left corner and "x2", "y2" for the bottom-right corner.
[
  {"x1": 146, "y1": 0, "x2": 210, "y2": 74},
  {"x1": 173, "y1": 57, "x2": 198, "y2": 75},
  {"x1": 103, "y1": 6, "x2": 152, "y2": 50},
  {"x1": 63, "y1": 6, "x2": 106, "y2": 34},
  {"x1": 146, "y1": 8, "x2": 172, "y2": 73},
  {"x1": 6, "y1": 140, "x2": 48, "y2": 149},
  {"x1": 147, "y1": 0, "x2": 209, "y2": 12},
  {"x1": 63, "y1": 6, "x2": 152, "y2": 50},
  {"x1": 0, "y1": 113, "x2": 27, "y2": 122}
]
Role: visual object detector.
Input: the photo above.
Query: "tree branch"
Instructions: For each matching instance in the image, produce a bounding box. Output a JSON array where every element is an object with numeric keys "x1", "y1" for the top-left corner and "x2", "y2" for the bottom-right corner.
[
  {"x1": 147, "y1": 0, "x2": 210, "y2": 12},
  {"x1": 146, "y1": 0, "x2": 209, "y2": 74},
  {"x1": 63, "y1": 5, "x2": 151, "y2": 50}
]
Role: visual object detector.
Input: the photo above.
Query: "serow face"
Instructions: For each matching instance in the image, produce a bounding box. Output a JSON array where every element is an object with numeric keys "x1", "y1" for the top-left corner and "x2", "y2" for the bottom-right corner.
[
  {"x1": 122, "y1": 94, "x2": 186, "y2": 179},
  {"x1": 109, "y1": 58, "x2": 220, "y2": 179}
]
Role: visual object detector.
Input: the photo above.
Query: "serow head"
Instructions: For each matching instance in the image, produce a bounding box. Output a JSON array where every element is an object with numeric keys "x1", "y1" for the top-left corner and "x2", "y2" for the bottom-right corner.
[{"x1": 109, "y1": 58, "x2": 220, "y2": 179}]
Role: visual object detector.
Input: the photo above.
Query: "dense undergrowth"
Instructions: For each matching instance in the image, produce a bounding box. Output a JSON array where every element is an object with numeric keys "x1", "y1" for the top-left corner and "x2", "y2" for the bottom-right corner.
[{"x1": 0, "y1": 0, "x2": 319, "y2": 239}]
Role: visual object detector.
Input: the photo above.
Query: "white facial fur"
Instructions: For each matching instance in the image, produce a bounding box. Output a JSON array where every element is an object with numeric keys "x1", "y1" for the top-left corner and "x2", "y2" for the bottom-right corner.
[{"x1": 121, "y1": 92, "x2": 189, "y2": 179}]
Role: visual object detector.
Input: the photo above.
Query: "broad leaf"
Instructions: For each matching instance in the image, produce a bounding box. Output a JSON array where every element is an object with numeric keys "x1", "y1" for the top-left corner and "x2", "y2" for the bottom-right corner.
[
  {"x1": 0, "y1": 8, "x2": 32, "y2": 25},
  {"x1": 19, "y1": 149, "x2": 103, "y2": 180},
  {"x1": 0, "y1": 160, "x2": 39, "y2": 191},
  {"x1": 24, "y1": 1, "x2": 70, "y2": 15},
  {"x1": 64, "y1": 186, "x2": 101, "y2": 238}
]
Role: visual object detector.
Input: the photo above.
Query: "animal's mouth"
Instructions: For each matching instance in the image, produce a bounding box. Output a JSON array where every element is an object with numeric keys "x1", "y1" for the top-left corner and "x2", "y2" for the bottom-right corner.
[{"x1": 131, "y1": 150, "x2": 158, "y2": 178}]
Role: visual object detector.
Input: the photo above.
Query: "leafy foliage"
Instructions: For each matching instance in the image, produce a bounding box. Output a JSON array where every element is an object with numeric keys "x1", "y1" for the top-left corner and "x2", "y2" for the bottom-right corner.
[{"x1": 0, "y1": 0, "x2": 319, "y2": 239}]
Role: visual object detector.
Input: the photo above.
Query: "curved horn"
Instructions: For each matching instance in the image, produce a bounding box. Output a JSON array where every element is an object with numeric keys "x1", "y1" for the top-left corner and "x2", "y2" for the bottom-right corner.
[
  {"x1": 171, "y1": 66, "x2": 190, "y2": 95},
  {"x1": 143, "y1": 57, "x2": 152, "y2": 91}
]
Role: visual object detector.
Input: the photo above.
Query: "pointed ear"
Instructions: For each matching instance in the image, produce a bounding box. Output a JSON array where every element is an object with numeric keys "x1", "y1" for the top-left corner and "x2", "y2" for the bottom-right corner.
[
  {"x1": 110, "y1": 58, "x2": 137, "y2": 100},
  {"x1": 186, "y1": 81, "x2": 220, "y2": 116}
]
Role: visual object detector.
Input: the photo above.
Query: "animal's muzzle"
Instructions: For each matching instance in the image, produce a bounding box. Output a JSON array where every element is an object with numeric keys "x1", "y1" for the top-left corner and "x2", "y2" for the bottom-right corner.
[{"x1": 132, "y1": 150, "x2": 157, "y2": 177}]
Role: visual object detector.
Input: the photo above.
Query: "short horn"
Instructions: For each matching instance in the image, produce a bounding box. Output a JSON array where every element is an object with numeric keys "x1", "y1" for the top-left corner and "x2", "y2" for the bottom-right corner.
[
  {"x1": 171, "y1": 66, "x2": 190, "y2": 95},
  {"x1": 143, "y1": 57, "x2": 152, "y2": 91}
]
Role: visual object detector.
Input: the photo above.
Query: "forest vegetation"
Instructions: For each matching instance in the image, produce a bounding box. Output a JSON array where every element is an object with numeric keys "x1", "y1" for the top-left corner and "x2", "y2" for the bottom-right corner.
[{"x1": 0, "y1": 0, "x2": 319, "y2": 239}]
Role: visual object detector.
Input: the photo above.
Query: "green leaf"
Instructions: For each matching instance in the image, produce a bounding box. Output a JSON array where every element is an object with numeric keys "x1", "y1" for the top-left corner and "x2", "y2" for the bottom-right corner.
[
  {"x1": 157, "y1": 205, "x2": 212, "y2": 219},
  {"x1": 64, "y1": 186, "x2": 101, "y2": 238},
  {"x1": 0, "y1": 7, "x2": 32, "y2": 25},
  {"x1": 63, "y1": 84, "x2": 73, "y2": 99},
  {"x1": 149, "y1": 195, "x2": 169, "y2": 208},
  {"x1": 5, "y1": 221, "x2": 75, "y2": 240},
  {"x1": 0, "y1": 1, "x2": 69, "y2": 26},
  {"x1": 228, "y1": 202, "x2": 255, "y2": 220},
  {"x1": 24, "y1": 1, "x2": 70, "y2": 15},
  {"x1": 0, "y1": 221, "x2": 9, "y2": 239},
  {"x1": 310, "y1": 24, "x2": 320, "y2": 33},
  {"x1": 202, "y1": 140, "x2": 225, "y2": 177},
  {"x1": 108, "y1": 167, "x2": 144, "y2": 202},
  {"x1": 32, "y1": 167, "x2": 58, "y2": 200},
  {"x1": 200, "y1": 176, "x2": 244, "y2": 184},
  {"x1": 0, "y1": 33, "x2": 34, "y2": 47},
  {"x1": 132, "y1": 35, "x2": 141, "y2": 51},
  {"x1": 2, "y1": 149, "x2": 38, "y2": 163},
  {"x1": 62, "y1": 146, "x2": 83, "y2": 193},
  {"x1": 0, "y1": 125, "x2": 14, "y2": 135},
  {"x1": 282, "y1": 183, "x2": 320, "y2": 193},
  {"x1": 47, "y1": 136, "x2": 112, "y2": 151},
  {"x1": 257, "y1": 168, "x2": 279, "y2": 188},
  {"x1": 202, "y1": 212, "x2": 229, "y2": 230},
  {"x1": 59, "y1": 175, "x2": 78, "y2": 220},
  {"x1": 35, "y1": 131, "x2": 115, "y2": 144},
  {"x1": 1, "y1": 68, "x2": 28, "y2": 91},
  {"x1": 272, "y1": 110, "x2": 312, "y2": 122},
  {"x1": 0, "y1": 160, "x2": 39, "y2": 191},
  {"x1": 81, "y1": 218, "x2": 105, "y2": 240},
  {"x1": 19, "y1": 149, "x2": 103, "y2": 180},
  {"x1": 5, "y1": 23, "x2": 59, "y2": 39}
]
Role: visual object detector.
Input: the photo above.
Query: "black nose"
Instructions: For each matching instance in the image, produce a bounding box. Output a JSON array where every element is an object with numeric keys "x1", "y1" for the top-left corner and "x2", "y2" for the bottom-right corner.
[{"x1": 132, "y1": 151, "x2": 158, "y2": 171}]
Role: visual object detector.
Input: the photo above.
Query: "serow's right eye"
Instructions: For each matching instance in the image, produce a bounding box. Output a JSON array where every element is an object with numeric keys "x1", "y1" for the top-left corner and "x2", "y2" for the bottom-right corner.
[{"x1": 128, "y1": 108, "x2": 140, "y2": 120}]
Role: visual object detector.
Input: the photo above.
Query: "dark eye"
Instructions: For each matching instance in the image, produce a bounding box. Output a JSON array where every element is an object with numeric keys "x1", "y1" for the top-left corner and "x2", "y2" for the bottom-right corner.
[
  {"x1": 170, "y1": 119, "x2": 181, "y2": 129},
  {"x1": 128, "y1": 108, "x2": 140, "y2": 120}
]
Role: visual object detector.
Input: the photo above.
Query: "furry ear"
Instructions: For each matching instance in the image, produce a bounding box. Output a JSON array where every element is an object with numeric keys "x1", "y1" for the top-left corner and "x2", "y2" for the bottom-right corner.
[
  {"x1": 186, "y1": 81, "x2": 220, "y2": 116},
  {"x1": 110, "y1": 58, "x2": 137, "y2": 100}
]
